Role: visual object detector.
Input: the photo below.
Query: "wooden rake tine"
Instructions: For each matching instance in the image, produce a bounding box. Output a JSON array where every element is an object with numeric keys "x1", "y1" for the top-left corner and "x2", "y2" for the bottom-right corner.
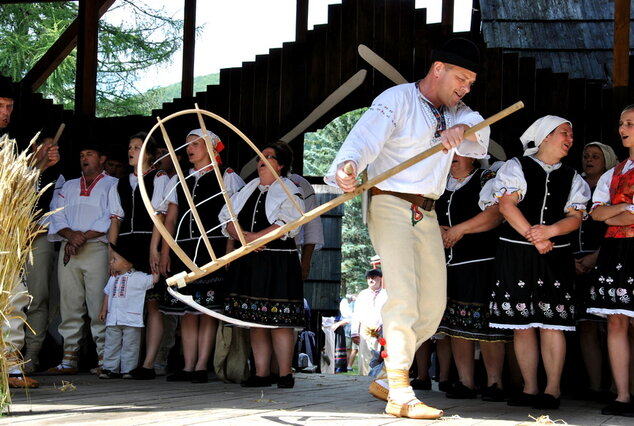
[
  {"x1": 192, "y1": 103, "x2": 246, "y2": 252},
  {"x1": 166, "y1": 101, "x2": 524, "y2": 288}
]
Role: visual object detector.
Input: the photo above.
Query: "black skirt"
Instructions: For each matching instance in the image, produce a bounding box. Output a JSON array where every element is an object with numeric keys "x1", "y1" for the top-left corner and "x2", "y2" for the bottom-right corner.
[
  {"x1": 489, "y1": 240, "x2": 576, "y2": 330},
  {"x1": 160, "y1": 238, "x2": 227, "y2": 314},
  {"x1": 225, "y1": 247, "x2": 305, "y2": 327},
  {"x1": 438, "y1": 259, "x2": 512, "y2": 342},
  {"x1": 587, "y1": 237, "x2": 634, "y2": 317}
]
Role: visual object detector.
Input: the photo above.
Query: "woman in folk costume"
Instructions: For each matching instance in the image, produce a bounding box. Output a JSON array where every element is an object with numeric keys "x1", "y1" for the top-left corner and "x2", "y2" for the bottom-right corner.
[
  {"x1": 219, "y1": 141, "x2": 305, "y2": 389},
  {"x1": 112, "y1": 132, "x2": 170, "y2": 380},
  {"x1": 481, "y1": 116, "x2": 590, "y2": 409},
  {"x1": 587, "y1": 105, "x2": 634, "y2": 418},
  {"x1": 574, "y1": 142, "x2": 618, "y2": 400},
  {"x1": 436, "y1": 153, "x2": 511, "y2": 401},
  {"x1": 160, "y1": 129, "x2": 245, "y2": 383}
]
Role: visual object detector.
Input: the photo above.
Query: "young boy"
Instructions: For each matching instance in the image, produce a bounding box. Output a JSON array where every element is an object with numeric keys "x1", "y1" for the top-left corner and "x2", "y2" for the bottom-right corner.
[{"x1": 98, "y1": 243, "x2": 158, "y2": 379}]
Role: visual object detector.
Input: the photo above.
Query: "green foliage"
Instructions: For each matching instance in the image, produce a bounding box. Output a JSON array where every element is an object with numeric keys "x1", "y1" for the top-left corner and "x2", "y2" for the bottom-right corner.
[
  {"x1": 129, "y1": 73, "x2": 219, "y2": 113},
  {"x1": 0, "y1": 0, "x2": 184, "y2": 117},
  {"x1": 304, "y1": 108, "x2": 375, "y2": 296}
]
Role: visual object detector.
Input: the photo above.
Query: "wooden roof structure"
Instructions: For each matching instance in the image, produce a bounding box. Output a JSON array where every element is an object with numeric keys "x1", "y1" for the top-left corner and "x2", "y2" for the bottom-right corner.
[{"x1": 479, "y1": 0, "x2": 634, "y2": 83}]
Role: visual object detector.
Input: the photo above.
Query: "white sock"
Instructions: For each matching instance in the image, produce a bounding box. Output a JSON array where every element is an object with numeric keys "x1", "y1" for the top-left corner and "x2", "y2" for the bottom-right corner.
[{"x1": 389, "y1": 386, "x2": 420, "y2": 405}]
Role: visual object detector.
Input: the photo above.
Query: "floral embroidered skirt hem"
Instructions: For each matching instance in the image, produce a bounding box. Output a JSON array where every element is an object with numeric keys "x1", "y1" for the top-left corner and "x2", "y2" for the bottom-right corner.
[
  {"x1": 438, "y1": 260, "x2": 512, "y2": 342},
  {"x1": 225, "y1": 249, "x2": 305, "y2": 327},
  {"x1": 489, "y1": 240, "x2": 576, "y2": 330},
  {"x1": 160, "y1": 239, "x2": 226, "y2": 314},
  {"x1": 574, "y1": 252, "x2": 607, "y2": 322},
  {"x1": 587, "y1": 237, "x2": 634, "y2": 318}
]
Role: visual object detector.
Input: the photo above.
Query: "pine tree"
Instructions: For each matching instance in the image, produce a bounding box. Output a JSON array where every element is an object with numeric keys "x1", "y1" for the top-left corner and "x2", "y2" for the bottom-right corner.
[
  {"x1": 0, "y1": 1, "x2": 183, "y2": 117},
  {"x1": 304, "y1": 108, "x2": 376, "y2": 296}
]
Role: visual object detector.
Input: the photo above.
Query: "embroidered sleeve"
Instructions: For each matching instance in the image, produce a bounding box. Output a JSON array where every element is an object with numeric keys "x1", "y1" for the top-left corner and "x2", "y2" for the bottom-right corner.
[
  {"x1": 565, "y1": 173, "x2": 591, "y2": 213},
  {"x1": 324, "y1": 87, "x2": 405, "y2": 186},
  {"x1": 478, "y1": 158, "x2": 526, "y2": 209},
  {"x1": 590, "y1": 168, "x2": 614, "y2": 211},
  {"x1": 151, "y1": 173, "x2": 171, "y2": 213},
  {"x1": 273, "y1": 191, "x2": 304, "y2": 239},
  {"x1": 108, "y1": 184, "x2": 125, "y2": 222},
  {"x1": 223, "y1": 169, "x2": 246, "y2": 197},
  {"x1": 453, "y1": 102, "x2": 490, "y2": 159}
]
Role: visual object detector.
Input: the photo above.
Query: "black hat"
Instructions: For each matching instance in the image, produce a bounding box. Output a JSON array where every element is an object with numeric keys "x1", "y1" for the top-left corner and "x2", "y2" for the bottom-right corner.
[
  {"x1": 365, "y1": 268, "x2": 383, "y2": 279},
  {"x1": 0, "y1": 77, "x2": 16, "y2": 99},
  {"x1": 109, "y1": 242, "x2": 140, "y2": 269},
  {"x1": 431, "y1": 38, "x2": 483, "y2": 74},
  {"x1": 78, "y1": 140, "x2": 106, "y2": 156}
]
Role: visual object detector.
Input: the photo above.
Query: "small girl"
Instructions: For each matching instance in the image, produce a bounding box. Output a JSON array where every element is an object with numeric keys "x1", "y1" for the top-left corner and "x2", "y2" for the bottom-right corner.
[{"x1": 99, "y1": 243, "x2": 158, "y2": 379}]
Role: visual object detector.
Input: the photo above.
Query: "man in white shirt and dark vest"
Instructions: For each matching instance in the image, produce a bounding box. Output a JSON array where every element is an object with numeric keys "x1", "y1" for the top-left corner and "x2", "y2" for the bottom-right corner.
[
  {"x1": 325, "y1": 38, "x2": 490, "y2": 419},
  {"x1": 46, "y1": 141, "x2": 123, "y2": 374}
]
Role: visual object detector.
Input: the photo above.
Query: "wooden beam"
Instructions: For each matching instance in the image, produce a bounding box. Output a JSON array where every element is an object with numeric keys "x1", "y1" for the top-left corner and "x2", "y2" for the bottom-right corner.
[
  {"x1": 613, "y1": 0, "x2": 630, "y2": 87},
  {"x1": 181, "y1": 0, "x2": 196, "y2": 99},
  {"x1": 22, "y1": 0, "x2": 115, "y2": 92},
  {"x1": 295, "y1": 0, "x2": 309, "y2": 43},
  {"x1": 1, "y1": 0, "x2": 70, "y2": 3},
  {"x1": 441, "y1": 0, "x2": 455, "y2": 36},
  {"x1": 75, "y1": 0, "x2": 99, "y2": 117}
]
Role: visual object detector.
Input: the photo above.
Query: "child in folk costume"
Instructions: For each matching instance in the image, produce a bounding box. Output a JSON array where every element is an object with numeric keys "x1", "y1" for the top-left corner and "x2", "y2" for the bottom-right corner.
[
  {"x1": 587, "y1": 105, "x2": 634, "y2": 418},
  {"x1": 159, "y1": 129, "x2": 245, "y2": 383},
  {"x1": 481, "y1": 116, "x2": 590, "y2": 409},
  {"x1": 98, "y1": 243, "x2": 158, "y2": 379}
]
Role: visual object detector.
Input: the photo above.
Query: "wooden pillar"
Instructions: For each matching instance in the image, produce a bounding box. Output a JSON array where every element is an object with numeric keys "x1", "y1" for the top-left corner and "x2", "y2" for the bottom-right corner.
[
  {"x1": 296, "y1": 0, "x2": 309, "y2": 43},
  {"x1": 613, "y1": 0, "x2": 630, "y2": 87},
  {"x1": 23, "y1": 0, "x2": 115, "y2": 93},
  {"x1": 75, "y1": 0, "x2": 99, "y2": 118},
  {"x1": 441, "y1": 0, "x2": 455, "y2": 36},
  {"x1": 181, "y1": 0, "x2": 196, "y2": 99}
]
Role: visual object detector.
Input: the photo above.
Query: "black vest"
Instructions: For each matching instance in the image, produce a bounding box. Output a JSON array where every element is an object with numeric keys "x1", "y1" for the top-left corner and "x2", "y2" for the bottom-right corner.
[
  {"x1": 437, "y1": 169, "x2": 498, "y2": 264},
  {"x1": 500, "y1": 157, "x2": 575, "y2": 246},
  {"x1": 237, "y1": 187, "x2": 296, "y2": 250},
  {"x1": 175, "y1": 168, "x2": 226, "y2": 241},
  {"x1": 118, "y1": 170, "x2": 157, "y2": 235}
]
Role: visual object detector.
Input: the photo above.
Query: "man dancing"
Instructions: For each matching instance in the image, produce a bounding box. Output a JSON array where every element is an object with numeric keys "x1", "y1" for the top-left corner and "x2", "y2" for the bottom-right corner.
[{"x1": 325, "y1": 38, "x2": 489, "y2": 419}]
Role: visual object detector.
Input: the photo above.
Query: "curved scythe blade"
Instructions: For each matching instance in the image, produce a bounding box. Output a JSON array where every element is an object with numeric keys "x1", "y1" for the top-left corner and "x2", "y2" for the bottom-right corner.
[
  {"x1": 239, "y1": 69, "x2": 368, "y2": 179},
  {"x1": 357, "y1": 44, "x2": 506, "y2": 160},
  {"x1": 167, "y1": 286, "x2": 278, "y2": 328}
]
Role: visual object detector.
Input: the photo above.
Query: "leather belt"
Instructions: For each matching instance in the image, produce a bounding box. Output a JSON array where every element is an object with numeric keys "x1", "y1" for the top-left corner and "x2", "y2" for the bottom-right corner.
[{"x1": 370, "y1": 187, "x2": 436, "y2": 211}]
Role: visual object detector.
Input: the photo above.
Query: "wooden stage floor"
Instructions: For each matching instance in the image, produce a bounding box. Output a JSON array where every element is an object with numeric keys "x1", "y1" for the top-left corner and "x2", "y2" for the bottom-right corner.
[{"x1": 1, "y1": 373, "x2": 628, "y2": 425}]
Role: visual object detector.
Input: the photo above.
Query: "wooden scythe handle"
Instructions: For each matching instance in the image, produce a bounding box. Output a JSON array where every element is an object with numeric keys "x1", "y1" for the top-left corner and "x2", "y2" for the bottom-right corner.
[{"x1": 167, "y1": 101, "x2": 524, "y2": 287}]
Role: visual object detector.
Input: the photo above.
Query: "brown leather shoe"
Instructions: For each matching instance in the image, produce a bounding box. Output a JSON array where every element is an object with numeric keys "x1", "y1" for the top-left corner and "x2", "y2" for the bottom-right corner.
[
  {"x1": 42, "y1": 364, "x2": 78, "y2": 375},
  {"x1": 369, "y1": 380, "x2": 389, "y2": 401},
  {"x1": 385, "y1": 399, "x2": 443, "y2": 419},
  {"x1": 8, "y1": 375, "x2": 39, "y2": 389}
]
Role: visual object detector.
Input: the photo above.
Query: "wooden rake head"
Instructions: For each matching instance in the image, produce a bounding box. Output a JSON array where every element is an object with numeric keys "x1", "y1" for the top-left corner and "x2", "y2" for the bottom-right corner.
[{"x1": 136, "y1": 104, "x2": 305, "y2": 289}]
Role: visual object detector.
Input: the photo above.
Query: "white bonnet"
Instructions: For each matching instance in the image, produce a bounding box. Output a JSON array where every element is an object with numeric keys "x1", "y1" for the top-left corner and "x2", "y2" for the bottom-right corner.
[
  {"x1": 585, "y1": 141, "x2": 618, "y2": 170},
  {"x1": 520, "y1": 115, "x2": 571, "y2": 156}
]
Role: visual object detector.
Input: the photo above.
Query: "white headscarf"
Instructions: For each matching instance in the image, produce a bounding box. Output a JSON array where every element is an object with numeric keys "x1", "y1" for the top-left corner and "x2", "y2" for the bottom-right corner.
[
  {"x1": 584, "y1": 141, "x2": 618, "y2": 171},
  {"x1": 520, "y1": 115, "x2": 571, "y2": 157},
  {"x1": 187, "y1": 128, "x2": 221, "y2": 148}
]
